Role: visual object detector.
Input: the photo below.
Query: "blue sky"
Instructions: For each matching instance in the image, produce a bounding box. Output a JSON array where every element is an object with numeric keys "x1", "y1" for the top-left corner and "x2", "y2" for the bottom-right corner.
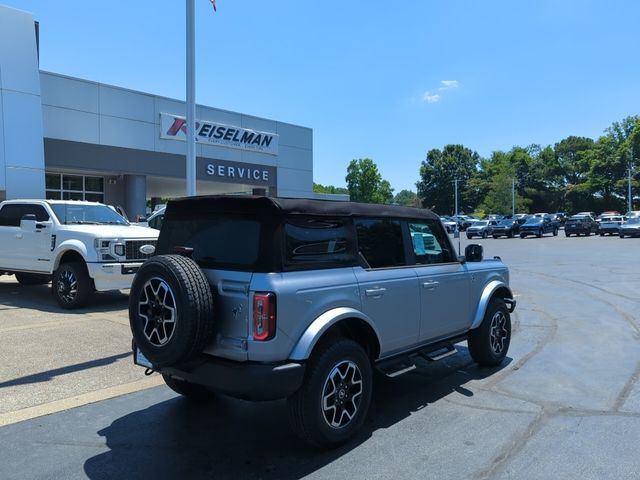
[{"x1": 5, "y1": 0, "x2": 640, "y2": 193}]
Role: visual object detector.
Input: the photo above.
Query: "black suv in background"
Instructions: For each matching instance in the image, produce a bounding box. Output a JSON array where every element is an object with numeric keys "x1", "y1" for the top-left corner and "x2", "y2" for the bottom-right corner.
[
  {"x1": 565, "y1": 215, "x2": 599, "y2": 237},
  {"x1": 519, "y1": 216, "x2": 559, "y2": 238},
  {"x1": 492, "y1": 219, "x2": 523, "y2": 238}
]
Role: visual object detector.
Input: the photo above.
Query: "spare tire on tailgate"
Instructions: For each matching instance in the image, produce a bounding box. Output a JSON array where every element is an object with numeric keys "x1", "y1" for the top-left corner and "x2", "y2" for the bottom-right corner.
[{"x1": 129, "y1": 254, "x2": 215, "y2": 367}]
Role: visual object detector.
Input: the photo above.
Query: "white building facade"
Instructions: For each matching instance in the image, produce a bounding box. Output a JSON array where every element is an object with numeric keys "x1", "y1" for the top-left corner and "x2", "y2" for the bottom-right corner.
[{"x1": 0, "y1": 5, "x2": 314, "y2": 219}]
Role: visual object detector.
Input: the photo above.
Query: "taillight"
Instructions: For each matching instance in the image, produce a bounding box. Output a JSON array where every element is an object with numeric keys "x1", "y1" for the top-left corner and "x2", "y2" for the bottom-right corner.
[{"x1": 253, "y1": 292, "x2": 276, "y2": 341}]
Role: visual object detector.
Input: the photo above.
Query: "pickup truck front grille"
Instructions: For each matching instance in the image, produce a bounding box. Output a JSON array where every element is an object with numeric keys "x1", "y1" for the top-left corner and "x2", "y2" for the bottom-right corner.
[{"x1": 125, "y1": 240, "x2": 157, "y2": 261}]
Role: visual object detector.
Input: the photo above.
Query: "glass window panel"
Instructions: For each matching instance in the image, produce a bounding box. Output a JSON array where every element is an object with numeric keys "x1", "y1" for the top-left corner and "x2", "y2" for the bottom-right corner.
[
  {"x1": 62, "y1": 191, "x2": 83, "y2": 200},
  {"x1": 45, "y1": 173, "x2": 61, "y2": 190},
  {"x1": 84, "y1": 193, "x2": 104, "y2": 203},
  {"x1": 355, "y1": 218, "x2": 405, "y2": 268},
  {"x1": 85, "y1": 177, "x2": 104, "y2": 192},
  {"x1": 63, "y1": 175, "x2": 83, "y2": 191},
  {"x1": 46, "y1": 190, "x2": 62, "y2": 200}
]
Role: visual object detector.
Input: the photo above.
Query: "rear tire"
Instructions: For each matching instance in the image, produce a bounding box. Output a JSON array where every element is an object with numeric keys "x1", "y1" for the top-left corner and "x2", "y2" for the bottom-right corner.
[
  {"x1": 52, "y1": 262, "x2": 94, "y2": 309},
  {"x1": 15, "y1": 273, "x2": 50, "y2": 286},
  {"x1": 288, "y1": 338, "x2": 372, "y2": 448},
  {"x1": 468, "y1": 298, "x2": 511, "y2": 367}
]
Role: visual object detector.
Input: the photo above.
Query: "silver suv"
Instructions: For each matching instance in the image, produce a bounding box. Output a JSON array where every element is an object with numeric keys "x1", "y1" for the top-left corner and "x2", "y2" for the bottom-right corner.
[{"x1": 129, "y1": 196, "x2": 516, "y2": 447}]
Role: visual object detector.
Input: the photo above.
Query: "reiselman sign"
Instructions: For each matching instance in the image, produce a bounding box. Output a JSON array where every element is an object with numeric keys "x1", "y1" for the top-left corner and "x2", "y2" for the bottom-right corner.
[{"x1": 160, "y1": 113, "x2": 279, "y2": 156}]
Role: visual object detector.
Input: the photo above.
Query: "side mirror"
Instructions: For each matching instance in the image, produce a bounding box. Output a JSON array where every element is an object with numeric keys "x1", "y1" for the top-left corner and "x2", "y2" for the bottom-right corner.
[
  {"x1": 20, "y1": 214, "x2": 38, "y2": 231},
  {"x1": 465, "y1": 244, "x2": 483, "y2": 262}
]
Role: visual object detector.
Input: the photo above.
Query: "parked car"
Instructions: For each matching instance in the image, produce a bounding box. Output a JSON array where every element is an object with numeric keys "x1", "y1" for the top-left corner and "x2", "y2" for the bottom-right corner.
[
  {"x1": 619, "y1": 217, "x2": 640, "y2": 238},
  {"x1": 564, "y1": 215, "x2": 599, "y2": 237},
  {"x1": 439, "y1": 216, "x2": 458, "y2": 233},
  {"x1": 519, "y1": 217, "x2": 558, "y2": 238},
  {"x1": 451, "y1": 215, "x2": 476, "y2": 231},
  {"x1": 0, "y1": 199, "x2": 159, "y2": 308},
  {"x1": 599, "y1": 216, "x2": 624, "y2": 236},
  {"x1": 466, "y1": 220, "x2": 497, "y2": 239},
  {"x1": 624, "y1": 211, "x2": 640, "y2": 219},
  {"x1": 492, "y1": 219, "x2": 522, "y2": 238},
  {"x1": 576, "y1": 211, "x2": 597, "y2": 219},
  {"x1": 553, "y1": 212, "x2": 569, "y2": 226},
  {"x1": 128, "y1": 196, "x2": 516, "y2": 447},
  {"x1": 596, "y1": 212, "x2": 621, "y2": 225}
]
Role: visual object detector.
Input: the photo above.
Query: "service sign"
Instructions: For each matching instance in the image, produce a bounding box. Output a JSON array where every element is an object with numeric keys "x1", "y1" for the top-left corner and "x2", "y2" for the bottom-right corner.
[{"x1": 160, "y1": 113, "x2": 279, "y2": 156}]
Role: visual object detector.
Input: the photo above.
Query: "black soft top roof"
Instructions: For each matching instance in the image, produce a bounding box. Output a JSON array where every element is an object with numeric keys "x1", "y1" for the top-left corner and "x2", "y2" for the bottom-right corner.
[{"x1": 165, "y1": 195, "x2": 439, "y2": 221}]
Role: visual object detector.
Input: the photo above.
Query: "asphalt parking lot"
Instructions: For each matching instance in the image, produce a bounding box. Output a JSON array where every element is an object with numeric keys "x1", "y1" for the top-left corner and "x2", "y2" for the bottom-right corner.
[{"x1": 1, "y1": 233, "x2": 639, "y2": 479}]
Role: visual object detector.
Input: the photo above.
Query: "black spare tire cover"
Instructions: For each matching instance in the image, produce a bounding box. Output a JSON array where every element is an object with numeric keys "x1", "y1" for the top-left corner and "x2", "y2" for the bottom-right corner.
[{"x1": 129, "y1": 254, "x2": 215, "y2": 367}]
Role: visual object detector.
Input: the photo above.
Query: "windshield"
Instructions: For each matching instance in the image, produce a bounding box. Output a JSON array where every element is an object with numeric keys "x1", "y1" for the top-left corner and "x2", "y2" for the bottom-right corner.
[
  {"x1": 471, "y1": 221, "x2": 488, "y2": 226},
  {"x1": 51, "y1": 204, "x2": 129, "y2": 225},
  {"x1": 498, "y1": 219, "x2": 513, "y2": 226},
  {"x1": 524, "y1": 218, "x2": 542, "y2": 225}
]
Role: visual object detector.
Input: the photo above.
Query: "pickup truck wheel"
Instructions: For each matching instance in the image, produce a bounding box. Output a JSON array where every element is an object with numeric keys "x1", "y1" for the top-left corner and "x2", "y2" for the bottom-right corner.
[
  {"x1": 129, "y1": 255, "x2": 215, "y2": 368},
  {"x1": 52, "y1": 262, "x2": 94, "y2": 309},
  {"x1": 468, "y1": 298, "x2": 511, "y2": 367},
  {"x1": 162, "y1": 374, "x2": 215, "y2": 400},
  {"x1": 15, "y1": 273, "x2": 50, "y2": 286},
  {"x1": 288, "y1": 338, "x2": 372, "y2": 448}
]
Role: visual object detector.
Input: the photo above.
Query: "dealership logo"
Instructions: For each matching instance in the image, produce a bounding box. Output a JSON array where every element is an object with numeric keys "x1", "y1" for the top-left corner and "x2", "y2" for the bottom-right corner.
[{"x1": 160, "y1": 113, "x2": 279, "y2": 156}]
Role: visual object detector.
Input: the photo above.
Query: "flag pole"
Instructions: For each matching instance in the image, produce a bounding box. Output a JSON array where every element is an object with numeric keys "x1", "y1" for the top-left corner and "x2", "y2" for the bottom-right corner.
[{"x1": 186, "y1": 0, "x2": 196, "y2": 196}]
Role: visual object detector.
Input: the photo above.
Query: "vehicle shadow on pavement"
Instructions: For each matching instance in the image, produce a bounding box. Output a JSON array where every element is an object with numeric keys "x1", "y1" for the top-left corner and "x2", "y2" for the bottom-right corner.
[
  {"x1": 0, "y1": 282, "x2": 129, "y2": 314},
  {"x1": 0, "y1": 352, "x2": 131, "y2": 388},
  {"x1": 83, "y1": 348, "x2": 509, "y2": 480}
]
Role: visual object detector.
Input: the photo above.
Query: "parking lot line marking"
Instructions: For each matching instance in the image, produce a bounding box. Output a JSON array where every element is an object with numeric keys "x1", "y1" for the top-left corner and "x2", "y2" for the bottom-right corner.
[
  {"x1": 0, "y1": 317, "x2": 94, "y2": 333},
  {"x1": 0, "y1": 375, "x2": 164, "y2": 428}
]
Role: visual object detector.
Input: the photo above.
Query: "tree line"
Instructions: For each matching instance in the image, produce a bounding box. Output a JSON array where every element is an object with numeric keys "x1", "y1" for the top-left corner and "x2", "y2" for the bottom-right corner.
[{"x1": 314, "y1": 115, "x2": 640, "y2": 215}]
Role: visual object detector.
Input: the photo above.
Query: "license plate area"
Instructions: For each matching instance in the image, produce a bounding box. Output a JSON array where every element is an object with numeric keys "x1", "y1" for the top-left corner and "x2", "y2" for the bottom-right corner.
[{"x1": 133, "y1": 347, "x2": 153, "y2": 369}]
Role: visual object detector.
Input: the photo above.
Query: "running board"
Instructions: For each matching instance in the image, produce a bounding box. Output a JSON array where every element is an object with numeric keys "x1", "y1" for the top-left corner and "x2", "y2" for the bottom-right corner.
[
  {"x1": 420, "y1": 344, "x2": 457, "y2": 362},
  {"x1": 376, "y1": 343, "x2": 458, "y2": 378}
]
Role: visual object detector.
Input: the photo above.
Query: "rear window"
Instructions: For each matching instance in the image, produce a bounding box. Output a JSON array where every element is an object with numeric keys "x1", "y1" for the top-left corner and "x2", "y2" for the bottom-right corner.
[{"x1": 157, "y1": 216, "x2": 261, "y2": 270}]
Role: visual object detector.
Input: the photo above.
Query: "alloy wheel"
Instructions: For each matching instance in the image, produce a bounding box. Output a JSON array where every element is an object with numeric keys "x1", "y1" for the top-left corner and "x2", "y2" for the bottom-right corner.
[
  {"x1": 56, "y1": 269, "x2": 78, "y2": 304},
  {"x1": 489, "y1": 311, "x2": 509, "y2": 355},
  {"x1": 138, "y1": 277, "x2": 177, "y2": 347},
  {"x1": 321, "y1": 360, "x2": 363, "y2": 429}
]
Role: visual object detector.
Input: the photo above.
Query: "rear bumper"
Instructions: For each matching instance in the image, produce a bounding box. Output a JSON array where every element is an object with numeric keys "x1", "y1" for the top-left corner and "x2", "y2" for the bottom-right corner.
[{"x1": 149, "y1": 353, "x2": 306, "y2": 401}]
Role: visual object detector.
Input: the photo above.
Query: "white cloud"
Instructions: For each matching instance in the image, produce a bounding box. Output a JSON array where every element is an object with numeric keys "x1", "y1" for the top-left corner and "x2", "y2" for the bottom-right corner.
[
  {"x1": 423, "y1": 93, "x2": 441, "y2": 103},
  {"x1": 440, "y1": 80, "x2": 459, "y2": 89},
  {"x1": 421, "y1": 79, "x2": 460, "y2": 104}
]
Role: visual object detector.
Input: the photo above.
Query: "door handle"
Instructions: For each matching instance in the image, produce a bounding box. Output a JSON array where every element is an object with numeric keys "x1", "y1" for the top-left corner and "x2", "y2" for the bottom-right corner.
[
  {"x1": 365, "y1": 287, "x2": 387, "y2": 297},
  {"x1": 422, "y1": 280, "x2": 440, "y2": 290},
  {"x1": 15, "y1": 233, "x2": 23, "y2": 239}
]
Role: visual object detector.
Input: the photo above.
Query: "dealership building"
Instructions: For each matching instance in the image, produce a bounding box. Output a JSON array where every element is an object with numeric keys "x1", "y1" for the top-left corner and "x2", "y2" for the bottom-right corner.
[{"x1": 0, "y1": 5, "x2": 316, "y2": 220}]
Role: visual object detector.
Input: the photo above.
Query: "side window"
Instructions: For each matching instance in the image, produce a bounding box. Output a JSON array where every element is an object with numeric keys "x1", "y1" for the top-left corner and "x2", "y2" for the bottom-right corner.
[
  {"x1": 355, "y1": 218, "x2": 405, "y2": 268},
  {"x1": 149, "y1": 214, "x2": 164, "y2": 230},
  {"x1": 284, "y1": 217, "x2": 353, "y2": 269},
  {"x1": 408, "y1": 219, "x2": 455, "y2": 265},
  {"x1": 23, "y1": 205, "x2": 50, "y2": 222},
  {"x1": 0, "y1": 204, "x2": 26, "y2": 226}
]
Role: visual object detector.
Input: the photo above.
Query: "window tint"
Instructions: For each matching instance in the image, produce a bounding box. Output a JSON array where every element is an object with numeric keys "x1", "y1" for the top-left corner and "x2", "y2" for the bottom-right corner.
[
  {"x1": 0, "y1": 204, "x2": 50, "y2": 226},
  {"x1": 408, "y1": 220, "x2": 455, "y2": 264},
  {"x1": 355, "y1": 218, "x2": 405, "y2": 268},
  {"x1": 284, "y1": 217, "x2": 353, "y2": 268},
  {"x1": 157, "y1": 217, "x2": 261, "y2": 270}
]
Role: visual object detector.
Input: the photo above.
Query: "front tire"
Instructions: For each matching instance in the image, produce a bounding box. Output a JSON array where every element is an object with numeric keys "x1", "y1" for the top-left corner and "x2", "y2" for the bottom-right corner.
[
  {"x1": 288, "y1": 338, "x2": 372, "y2": 448},
  {"x1": 553, "y1": 228, "x2": 558, "y2": 236},
  {"x1": 482, "y1": 231, "x2": 488, "y2": 239},
  {"x1": 468, "y1": 298, "x2": 511, "y2": 367},
  {"x1": 52, "y1": 262, "x2": 94, "y2": 309}
]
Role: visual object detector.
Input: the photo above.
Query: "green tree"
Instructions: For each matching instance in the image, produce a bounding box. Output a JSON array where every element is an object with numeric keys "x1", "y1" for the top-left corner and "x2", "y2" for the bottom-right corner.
[
  {"x1": 393, "y1": 189, "x2": 419, "y2": 207},
  {"x1": 313, "y1": 182, "x2": 349, "y2": 195},
  {"x1": 416, "y1": 144, "x2": 480, "y2": 214},
  {"x1": 345, "y1": 158, "x2": 394, "y2": 204}
]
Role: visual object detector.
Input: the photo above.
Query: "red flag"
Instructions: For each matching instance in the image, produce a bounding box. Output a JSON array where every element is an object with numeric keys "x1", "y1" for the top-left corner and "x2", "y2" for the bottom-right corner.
[{"x1": 210, "y1": 0, "x2": 217, "y2": 11}]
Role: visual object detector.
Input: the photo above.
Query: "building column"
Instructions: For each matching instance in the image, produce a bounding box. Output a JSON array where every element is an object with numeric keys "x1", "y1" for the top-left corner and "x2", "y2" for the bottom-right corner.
[
  {"x1": 0, "y1": 5, "x2": 46, "y2": 200},
  {"x1": 124, "y1": 175, "x2": 146, "y2": 221}
]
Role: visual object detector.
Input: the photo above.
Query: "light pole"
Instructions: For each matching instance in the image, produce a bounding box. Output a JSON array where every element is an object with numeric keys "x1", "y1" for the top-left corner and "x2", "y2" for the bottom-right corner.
[
  {"x1": 628, "y1": 149, "x2": 634, "y2": 213},
  {"x1": 512, "y1": 178, "x2": 516, "y2": 218},
  {"x1": 186, "y1": 0, "x2": 197, "y2": 197},
  {"x1": 454, "y1": 179, "x2": 459, "y2": 217}
]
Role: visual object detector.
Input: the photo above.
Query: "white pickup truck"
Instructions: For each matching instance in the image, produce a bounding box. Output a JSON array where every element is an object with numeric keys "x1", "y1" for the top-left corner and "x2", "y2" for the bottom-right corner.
[{"x1": 0, "y1": 199, "x2": 159, "y2": 308}]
